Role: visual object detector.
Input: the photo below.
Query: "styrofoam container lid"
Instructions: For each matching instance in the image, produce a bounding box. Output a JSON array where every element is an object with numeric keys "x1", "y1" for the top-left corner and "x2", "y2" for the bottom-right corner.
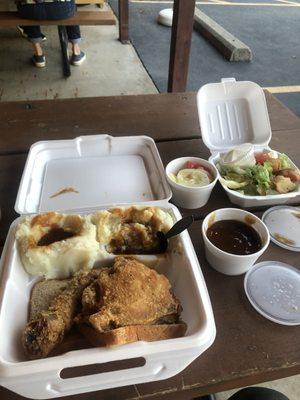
[
  {"x1": 15, "y1": 135, "x2": 172, "y2": 215},
  {"x1": 244, "y1": 261, "x2": 300, "y2": 326},
  {"x1": 262, "y1": 206, "x2": 300, "y2": 252},
  {"x1": 197, "y1": 78, "x2": 272, "y2": 154}
]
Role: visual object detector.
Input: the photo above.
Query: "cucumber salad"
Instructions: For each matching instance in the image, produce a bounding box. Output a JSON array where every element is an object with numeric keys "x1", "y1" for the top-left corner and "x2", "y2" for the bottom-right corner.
[
  {"x1": 217, "y1": 145, "x2": 300, "y2": 196},
  {"x1": 169, "y1": 161, "x2": 213, "y2": 188}
]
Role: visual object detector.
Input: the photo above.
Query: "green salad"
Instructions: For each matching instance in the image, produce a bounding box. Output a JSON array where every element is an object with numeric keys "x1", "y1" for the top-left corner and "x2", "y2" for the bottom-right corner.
[{"x1": 217, "y1": 150, "x2": 300, "y2": 196}]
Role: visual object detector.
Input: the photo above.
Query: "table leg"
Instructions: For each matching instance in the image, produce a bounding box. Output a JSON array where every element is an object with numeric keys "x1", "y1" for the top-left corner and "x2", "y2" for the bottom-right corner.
[
  {"x1": 57, "y1": 26, "x2": 71, "y2": 78},
  {"x1": 118, "y1": 0, "x2": 130, "y2": 44},
  {"x1": 168, "y1": 0, "x2": 196, "y2": 92}
]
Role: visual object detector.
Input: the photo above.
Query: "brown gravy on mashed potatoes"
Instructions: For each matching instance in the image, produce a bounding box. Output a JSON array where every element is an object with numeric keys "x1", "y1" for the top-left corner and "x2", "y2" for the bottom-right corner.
[{"x1": 37, "y1": 228, "x2": 76, "y2": 246}]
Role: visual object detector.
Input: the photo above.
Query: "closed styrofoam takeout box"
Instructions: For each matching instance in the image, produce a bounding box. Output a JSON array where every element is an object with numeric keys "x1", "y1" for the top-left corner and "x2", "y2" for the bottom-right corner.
[
  {"x1": 197, "y1": 78, "x2": 300, "y2": 207},
  {"x1": 0, "y1": 135, "x2": 216, "y2": 399}
]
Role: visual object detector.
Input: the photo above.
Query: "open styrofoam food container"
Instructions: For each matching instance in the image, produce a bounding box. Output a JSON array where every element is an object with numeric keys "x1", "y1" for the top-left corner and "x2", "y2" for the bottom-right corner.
[
  {"x1": 0, "y1": 135, "x2": 216, "y2": 399},
  {"x1": 197, "y1": 78, "x2": 300, "y2": 207}
]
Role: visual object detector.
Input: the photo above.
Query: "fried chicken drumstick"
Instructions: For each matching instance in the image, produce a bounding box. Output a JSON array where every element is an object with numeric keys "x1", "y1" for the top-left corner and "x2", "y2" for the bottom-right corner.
[{"x1": 22, "y1": 270, "x2": 100, "y2": 359}]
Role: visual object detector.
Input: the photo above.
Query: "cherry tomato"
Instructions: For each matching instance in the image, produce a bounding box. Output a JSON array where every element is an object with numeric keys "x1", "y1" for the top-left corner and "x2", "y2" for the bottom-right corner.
[
  {"x1": 185, "y1": 161, "x2": 202, "y2": 169},
  {"x1": 185, "y1": 161, "x2": 212, "y2": 175},
  {"x1": 255, "y1": 152, "x2": 269, "y2": 164}
]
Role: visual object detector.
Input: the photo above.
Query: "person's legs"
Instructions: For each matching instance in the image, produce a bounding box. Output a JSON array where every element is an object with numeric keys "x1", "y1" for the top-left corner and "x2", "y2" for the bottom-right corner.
[
  {"x1": 44, "y1": 1, "x2": 85, "y2": 65},
  {"x1": 66, "y1": 25, "x2": 81, "y2": 54},
  {"x1": 66, "y1": 25, "x2": 86, "y2": 65},
  {"x1": 19, "y1": 24, "x2": 46, "y2": 67},
  {"x1": 21, "y1": 25, "x2": 43, "y2": 52},
  {"x1": 17, "y1": 26, "x2": 47, "y2": 41},
  {"x1": 17, "y1": 0, "x2": 85, "y2": 67},
  {"x1": 228, "y1": 387, "x2": 289, "y2": 400},
  {"x1": 17, "y1": 4, "x2": 46, "y2": 66}
]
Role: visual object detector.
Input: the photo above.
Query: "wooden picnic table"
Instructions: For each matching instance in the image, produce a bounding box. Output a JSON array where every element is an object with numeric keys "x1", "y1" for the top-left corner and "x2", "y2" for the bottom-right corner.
[{"x1": 0, "y1": 92, "x2": 299, "y2": 400}]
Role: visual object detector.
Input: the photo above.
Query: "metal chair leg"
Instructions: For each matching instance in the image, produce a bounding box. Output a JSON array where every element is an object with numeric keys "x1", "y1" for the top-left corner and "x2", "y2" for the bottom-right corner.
[{"x1": 57, "y1": 26, "x2": 71, "y2": 78}]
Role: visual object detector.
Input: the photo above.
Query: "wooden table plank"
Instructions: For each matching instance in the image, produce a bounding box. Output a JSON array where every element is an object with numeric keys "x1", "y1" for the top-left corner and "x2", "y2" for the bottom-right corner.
[
  {"x1": 0, "y1": 11, "x2": 115, "y2": 26},
  {"x1": 0, "y1": 92, "x2": 299, "y2": 155},
  {"x1": 0, "y1": 94, "x2": 199, "y2": 155},
  {"x1": 264, "y1": 91, "x2": 300, "y2": 132},
  {"x1": 168, "y1": 0, "x2": 196, "y2": 92}
]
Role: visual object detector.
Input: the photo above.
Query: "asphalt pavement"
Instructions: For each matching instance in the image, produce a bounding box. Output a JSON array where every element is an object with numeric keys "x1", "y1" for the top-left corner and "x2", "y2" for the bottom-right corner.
[{"x1": 110, "y1": 0, "x2": 300, "y2": 117}]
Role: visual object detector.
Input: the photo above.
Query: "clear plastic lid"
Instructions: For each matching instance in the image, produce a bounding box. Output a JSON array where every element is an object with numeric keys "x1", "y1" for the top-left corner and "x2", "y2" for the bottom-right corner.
[
  {"x1": 262, "y1": 206, "x2": 300, "y2": 252},
  {"x1": 197, "y1": 78, "x2": 272, "y2": 154},
  {"x1": 244, "y1": 261, "x2": 300, "y2": 326}
]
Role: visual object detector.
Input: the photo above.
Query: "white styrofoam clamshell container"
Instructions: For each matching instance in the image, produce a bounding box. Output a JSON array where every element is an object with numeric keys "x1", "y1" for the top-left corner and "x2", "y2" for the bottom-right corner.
[
  {"x1": 0, "y1": 135, "x2": 216, "y2": 399},
  {"x1": 197, "y1": 78, "x2": 300, "y2": 207},
  {"x1": 15, "y1": 135, "x2": 172, "y2": 214}
]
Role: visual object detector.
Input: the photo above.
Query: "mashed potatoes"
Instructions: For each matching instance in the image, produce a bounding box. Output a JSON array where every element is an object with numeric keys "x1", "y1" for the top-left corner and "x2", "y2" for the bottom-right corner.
[
  {"x1": 93, "y1": 206, "x2": 173, "y2": 254},
  {"x1": 16, "y1": 212, "x2": 99, "y2": 279},
  {"x1": 16, "y1": 207, "x2": 174, "y2": 278}
]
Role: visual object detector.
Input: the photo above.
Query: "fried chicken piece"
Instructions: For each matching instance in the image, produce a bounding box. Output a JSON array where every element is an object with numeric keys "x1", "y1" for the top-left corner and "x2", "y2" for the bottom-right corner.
[
  {"x1": 78, "y1": 257, "x2": 181, "y2": 333},
  {"x1": 22, "y1": 270, "x2": 100, "y2": 359}
]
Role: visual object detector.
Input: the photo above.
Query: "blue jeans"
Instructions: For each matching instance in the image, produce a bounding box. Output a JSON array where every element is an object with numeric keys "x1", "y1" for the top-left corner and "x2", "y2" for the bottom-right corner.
[{"x1": 17, "y1": 1, "x2": 81, "y2": 44}]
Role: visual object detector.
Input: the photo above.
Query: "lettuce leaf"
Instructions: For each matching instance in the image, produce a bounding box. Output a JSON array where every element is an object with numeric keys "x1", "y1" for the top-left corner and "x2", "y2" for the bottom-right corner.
[
  {"x1": 219, "y1": 177, "x2": 249, "y2": 189},
  {"x1": 245, "y1": 162, "x2": 273, "y2": 190},
  {"x1": 278, "y1": 153, "x2": 292, "y2": 169},
  {"x1": 218, "y1": 164, "x2": 250, "y2": 189},
  {"x1": 217, "y1": 164, "x2": 247, "y2": 176},
  {"x1": 239, "y1": 184, "x2": 259, "y2": 196},
  {"x1": 217, "y1": 151, "x2": 296, "y2": 196}
]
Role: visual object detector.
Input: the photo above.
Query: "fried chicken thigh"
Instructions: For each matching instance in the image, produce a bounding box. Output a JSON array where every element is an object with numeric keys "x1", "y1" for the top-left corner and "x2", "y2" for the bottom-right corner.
[{"x1": 79, "y1": 257, "x2": 181, "y2": 332}]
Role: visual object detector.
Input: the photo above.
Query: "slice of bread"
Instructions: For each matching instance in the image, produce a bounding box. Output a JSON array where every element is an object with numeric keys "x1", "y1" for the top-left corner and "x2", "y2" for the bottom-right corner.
[
  {"x1": 78, "y1": 323, "x2": 187, "y2": 347},
  {"x1": 29, "y1": 278, "x2": 71, "y2": 321}
]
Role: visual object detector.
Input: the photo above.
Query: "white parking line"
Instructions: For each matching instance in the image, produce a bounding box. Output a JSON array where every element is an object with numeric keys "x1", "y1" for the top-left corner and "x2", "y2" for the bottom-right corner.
[
  {"x1": 131, "y1": 0, "x2": 300, "y2": 6},
  {"x1": 264, "y1": 86, "x2": 300, "y2": 93},
  {"x1": 208, "y1": 0, "x2": 231, "y2": 4},
  {"x1": 275, "y1": 0, "x2": 300, "y2": 5}
]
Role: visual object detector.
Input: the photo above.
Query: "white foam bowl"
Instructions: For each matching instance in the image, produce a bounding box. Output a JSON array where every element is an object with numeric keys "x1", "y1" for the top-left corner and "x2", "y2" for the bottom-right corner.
[
  {"x1": 165, "y1": 157, "x2": 218, "y2": 209},
  {"x1": 202, "y1": 208, "x2": 270, "y2": 276}
]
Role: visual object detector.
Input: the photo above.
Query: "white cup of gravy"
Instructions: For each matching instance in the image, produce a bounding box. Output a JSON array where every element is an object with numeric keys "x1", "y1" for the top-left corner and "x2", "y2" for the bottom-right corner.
[{"x1": 202, "y1": 208, "x2": 270, "y2": 275}]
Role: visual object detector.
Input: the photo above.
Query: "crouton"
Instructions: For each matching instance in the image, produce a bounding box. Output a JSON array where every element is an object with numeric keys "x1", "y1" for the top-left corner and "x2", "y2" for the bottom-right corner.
[
  {"x1": 278, "y1": 168, "x2": 300, "y2": 182},
  {"x1": 274, "y1": 175, "x2": 296, "y2": 194}
]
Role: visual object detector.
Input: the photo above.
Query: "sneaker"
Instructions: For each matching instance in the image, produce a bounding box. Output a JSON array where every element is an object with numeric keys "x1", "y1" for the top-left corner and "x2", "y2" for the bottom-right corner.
[
  {"x1": 17, "y1": 26, "x2": 47, "y2": 42},
  {"x1": 32, "y1": 54, "x2": 46, "y2": 68},
  {"x1": 70, "y1": 51, "x2": 86, "y2": 66}
]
